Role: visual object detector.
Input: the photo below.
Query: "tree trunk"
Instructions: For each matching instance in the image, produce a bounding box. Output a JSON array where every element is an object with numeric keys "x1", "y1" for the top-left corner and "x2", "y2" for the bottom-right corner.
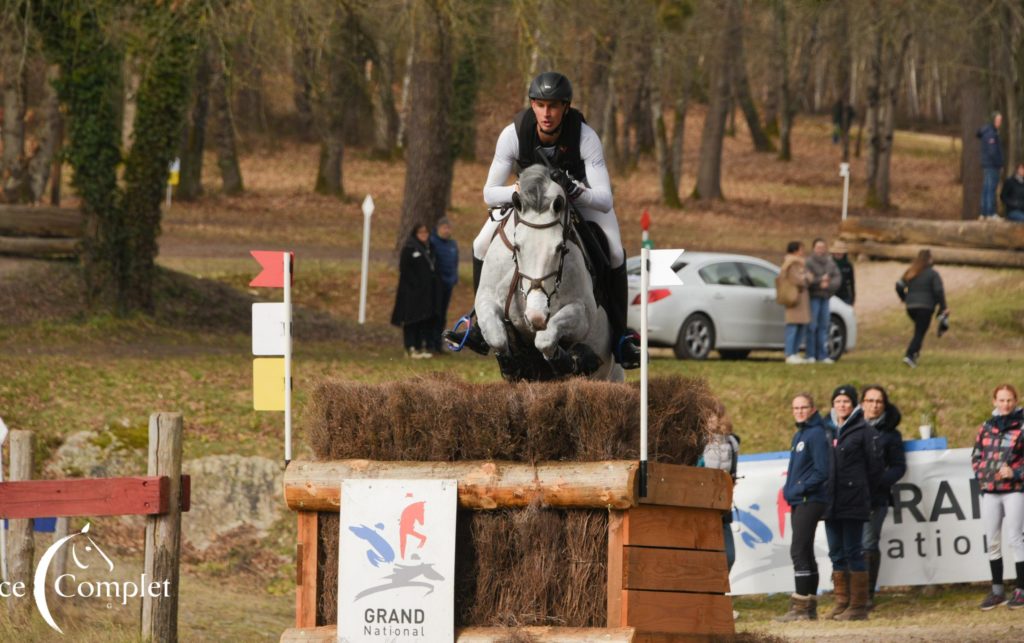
[
  {"x1": 693, "y1": 0, "x2": 736, "y2": 200},
  {"x1": 208, "y1": 40, "x2": 244, "y2": 195},
  {"x1": 396, "y1": 35, "x2": 414, "y2": 149},
  {"x1": 397, "y1": 0, "x2": 452, "y2": 248},
  {"x1": 291, "y1": 6, "x2": 316, "y2": 142},
  {"x1": 369, "y1": 42, "x2": 399, "y2": 159},
  {"x1": 121, "y1": 57, "x2": 140, "y2": 152},
  {"x1": 773, "y1": 0, "x2": 793, "y2": 161},
  {"x1": 732, "y1": 2, "x2": 774, "y2": 154},
  {"x1": 836, "y1": 0, "x2": 853, "y2": 162},
  {"x1": 450, "y1": 49, "x2": 479, "y2": 162},
  {"x1": 839, "y1": 215, "x2": 1024, "y2": 249},
  {"x1": 651, "y1": 41, "x2": 680, "y2": 208},
  {"x1": 960, "y1": 60, "x2": 987, "y2": 220},
  {"x1": 234, "y1": 39, "x2": 267, "y2": 135},
  {"x1": 603, "y1": 73, "x2": 619, "y2": 171},
  {"x1": 177, "y1": 45, "x2": 210, "y2": 202},
  {"x1": 28, "y1": 64, "x2": 61, "y2": 203},
  {"x1": 586, "y1": 33, "x2": 616, "y2": 140},
  {"x1": 864, "y1": 14, "x2": 884, "y2": 207},
  {"x1": 671, "y1": 88, "x2": 688, "y2": 181},
  {"x1": 1000, "y1": 7, "x2": 1020, "y2": 170},
  {"x1": 1, "y1": 10, "x2": 29, "y2": 203}
]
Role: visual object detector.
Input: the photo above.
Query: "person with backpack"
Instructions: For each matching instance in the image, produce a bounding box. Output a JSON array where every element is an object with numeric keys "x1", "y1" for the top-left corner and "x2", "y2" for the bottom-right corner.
[
  {"x1": 972, "y1": 384, "x2": 1024, "y2": 610},
  {"x1": 778, "y1": 241, "x2": 811, "y2": 365}
]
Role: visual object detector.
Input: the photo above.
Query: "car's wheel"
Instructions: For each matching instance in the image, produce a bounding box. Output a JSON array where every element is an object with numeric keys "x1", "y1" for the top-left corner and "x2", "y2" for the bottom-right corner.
[
  {"x1": 674, "y1": 313, "x2": 715, "y2": 360},
  {"x1": 827, "y1": 315, "x2": 847, "y2": 361},
  {"x1": 718, "y1": 349, "x2": 751, "y2": 360}
]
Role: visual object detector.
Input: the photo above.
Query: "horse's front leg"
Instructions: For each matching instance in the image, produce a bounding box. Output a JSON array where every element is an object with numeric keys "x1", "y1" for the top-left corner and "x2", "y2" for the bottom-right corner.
[
  {"x1": 534, "y1": 302, "x2": 588, "y2": 358},
  {"x1": 475, "y1": 300, "x2": 509, "y2": 355}
]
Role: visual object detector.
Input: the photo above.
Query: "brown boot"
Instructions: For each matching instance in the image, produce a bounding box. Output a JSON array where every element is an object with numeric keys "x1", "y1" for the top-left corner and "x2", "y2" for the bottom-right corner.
[
  {"x1": 774, "y1": 594, "x2": 816, "y2": 622},
  {"x1": 826, "y1": 570, "x2": 850, "y2": 619},
  {"x1": 836, "y1": 571, "x2": 869, "y2": 621}
]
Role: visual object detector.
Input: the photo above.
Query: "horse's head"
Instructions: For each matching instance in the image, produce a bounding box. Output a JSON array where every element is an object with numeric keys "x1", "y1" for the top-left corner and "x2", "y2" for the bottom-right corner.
[{"x1": 511, "y1": 165, "x2": 569, "y2": 331}]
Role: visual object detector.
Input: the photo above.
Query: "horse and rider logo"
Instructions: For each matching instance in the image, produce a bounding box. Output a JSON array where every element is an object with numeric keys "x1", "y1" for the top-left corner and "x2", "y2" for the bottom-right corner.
[{"x1": 347, "y1": 494, "x2": 446, "y2": 600}]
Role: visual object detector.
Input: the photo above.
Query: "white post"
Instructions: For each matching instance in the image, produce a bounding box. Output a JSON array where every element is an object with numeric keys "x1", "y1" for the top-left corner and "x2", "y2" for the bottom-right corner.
[
  {"x1": 840, "y1": 162, "x2": 851, "y2": 221},
  {"x1": 639, "y1": 247, "x2": 650, "y2": 497},
  {"x1": 359, "y1": 195, "x2": 375, "y2": 325},
  {"x1": 283, "y1": 252, "x2": 292, "y2": 464},
  {"x1": 0, "y1": 416, "x2": 7, "y2": 583}
]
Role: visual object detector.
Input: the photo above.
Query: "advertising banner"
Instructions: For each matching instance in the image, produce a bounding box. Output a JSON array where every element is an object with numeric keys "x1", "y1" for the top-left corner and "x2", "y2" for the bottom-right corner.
[
  {"x1": 730, "y1": 443, "x2": 1005, "y2": 595},
  {"x1": 337, "y1": 479, "x2": 457, "y2": 643}
]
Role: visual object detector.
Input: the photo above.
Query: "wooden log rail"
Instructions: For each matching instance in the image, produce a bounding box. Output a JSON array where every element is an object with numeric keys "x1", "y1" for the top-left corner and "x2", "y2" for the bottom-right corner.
[
  {"x1": 842, "y1": 240, "x2": 1024, "y2": 268},
  {"x1": 0, "y1": 205, "x2": 83, "y2": 258},
  {"x1": 280, "y1": 625, "x2": 637, "y2": 642},
  {"x1": 283, "y1": 460, "x2": 731, "y2": 512},
  {"x1": 0, "y1": 475, "x2": 191, "y2": 519},
  {"x1": 839, "y1": 215, "x2": 1024, "y2": 250}
]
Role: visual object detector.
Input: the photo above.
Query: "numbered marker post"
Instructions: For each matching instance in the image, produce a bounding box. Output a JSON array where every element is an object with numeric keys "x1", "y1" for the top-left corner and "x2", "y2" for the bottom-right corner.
[
  {"x1": 166, "y1": 158, "x2": 180, "y2": 209},
  {"x1": 359, "y1": 195, "x2": 374, "y2": 325},
  {"x1": 639, "y1": 248, "x2": 684, "y2": 497},
  {"x1": 839, "y1": 162, "x2": 851, "y2": 221}
]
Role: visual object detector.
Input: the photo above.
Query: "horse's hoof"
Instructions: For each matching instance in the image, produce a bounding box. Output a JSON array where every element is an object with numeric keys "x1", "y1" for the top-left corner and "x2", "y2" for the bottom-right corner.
[{"x1": 569, "y1": 344, "x2": 602, "y2": 375}]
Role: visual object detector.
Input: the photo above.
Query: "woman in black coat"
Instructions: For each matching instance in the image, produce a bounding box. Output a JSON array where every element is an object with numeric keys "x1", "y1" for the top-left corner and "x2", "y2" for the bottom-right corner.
[
  {"x1": 391, "y1": 224, "x2": 442, "y2": 358},
  {"x1": 895, "y1": 249, "x2": 948, "y2": 368},
  {"x1": 823, "y1": 384, "x2": 881, "y2": 621},
  {"x1": 860, "y1": 385, "x2": 906, "y2": 609}
]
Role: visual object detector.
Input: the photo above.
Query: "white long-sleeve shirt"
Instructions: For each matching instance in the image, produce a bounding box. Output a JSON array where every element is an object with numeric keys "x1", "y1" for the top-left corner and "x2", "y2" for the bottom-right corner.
[{"x1": 482, "y1": 122, "x2": 614, "y2": 213}]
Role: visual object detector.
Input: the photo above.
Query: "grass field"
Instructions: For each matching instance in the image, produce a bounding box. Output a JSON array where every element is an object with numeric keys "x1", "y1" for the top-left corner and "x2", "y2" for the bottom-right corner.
[{"x1": 1, "y1": 111, "x2": 1022, "y2": 640}]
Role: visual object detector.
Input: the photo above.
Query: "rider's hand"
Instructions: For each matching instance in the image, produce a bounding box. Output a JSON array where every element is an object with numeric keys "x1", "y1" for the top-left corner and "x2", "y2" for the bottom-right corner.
[{"x1": 566, "y1": 180, "x2": 584, "y2": 201}]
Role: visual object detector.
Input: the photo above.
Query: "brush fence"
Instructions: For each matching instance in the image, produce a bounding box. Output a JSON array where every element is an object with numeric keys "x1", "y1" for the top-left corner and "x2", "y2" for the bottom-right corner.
[{"x1": 280, "y1": 459, "x2": 734, "y2": 642}]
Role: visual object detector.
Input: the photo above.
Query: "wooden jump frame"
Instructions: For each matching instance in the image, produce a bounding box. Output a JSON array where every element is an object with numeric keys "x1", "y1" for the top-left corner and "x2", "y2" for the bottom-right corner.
[{"x1": 280, "y1": 460, "x2": 734, "y2": 642}]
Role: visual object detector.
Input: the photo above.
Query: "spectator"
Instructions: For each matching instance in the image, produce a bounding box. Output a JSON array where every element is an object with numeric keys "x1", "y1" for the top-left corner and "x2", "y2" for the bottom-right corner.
[
  {"x1": 821, "y1": 385, "x2": 879, "y2": 621},
  {"x1": 776, "y1": 393, "x2": 830, "y2": 622},
  {"x1": 977, "y1": 111, "x2": 1004, "y2": 220},
  {"x1": 830, "y1": 240, "x2": 855, "y2": 306},
  {"x1": 391, "y1": 223, "x2": 441, "y2": 359},
  {"x1": 860, "y1": 385, "x2": 906, "y2": 611},
  {"x1": 699, "y1": 401, "x2": 740, "y2": 572},
  {"x1": 831, "y1": 101, "x2": 855, "y2": 145},
  {"x1": 971, "y1": 384, "x2": 1024, "y2": 610},
  {"x1": 430, "y1": 217, "x2": 459, "y2": 353},
  {"x1": 804, "y1": 238, "x2": 841, "y2": 364},
  {"x1": 895, "y1": 249, "x2": 948, "y2": 368},
  {"x1": 1000, "y1": 162, "x2": 1024, "y2": 222},
  {"x1": 778, "y1": 241, "x2": 811, "y2": 364}
]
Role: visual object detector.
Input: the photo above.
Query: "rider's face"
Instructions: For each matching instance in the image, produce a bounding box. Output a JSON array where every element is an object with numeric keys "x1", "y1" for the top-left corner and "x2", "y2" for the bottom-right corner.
[{"x1": 531, "y1": 99, "x2": 568, "y2": 137}]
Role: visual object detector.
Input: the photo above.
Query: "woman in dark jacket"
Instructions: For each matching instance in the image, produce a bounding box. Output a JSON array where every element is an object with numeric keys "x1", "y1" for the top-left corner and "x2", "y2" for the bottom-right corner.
[
  {"x1": 823, "y1": 384, "x2": 881, "y2": 621},
  {"x1": 391, "y1": 224, "x2": 442, "y2": 358},
  {"x1": 895, "y1": 249, "x2": 948, "y2": 368},
  {"x1": 971, "y1": 384, "x2": 1024, "y2": 610},
  {"x1": 775, "y1": 393, "x2": 831, "y2": 622},
  {"x1": 860, "y1": 385, "x2": 906, "y2": 610}
]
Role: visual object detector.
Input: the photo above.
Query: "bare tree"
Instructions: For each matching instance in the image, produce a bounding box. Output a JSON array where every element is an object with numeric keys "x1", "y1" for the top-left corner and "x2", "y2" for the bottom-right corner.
[
  {"x1": 1, "y1": 2, "x2": 30, "y2": 202},
  {"x1": 177, "y1": 45, "x2": 210, "y2": 201},
  {"x1": 732, "y1": 0, "x2": 774, "y2": 153},
  {"x1": 208, "y1": 35, "x2": 244, "y2": 195},
  {"x1": 693, "y1": 0, "x2": 737, "y2": 200}
]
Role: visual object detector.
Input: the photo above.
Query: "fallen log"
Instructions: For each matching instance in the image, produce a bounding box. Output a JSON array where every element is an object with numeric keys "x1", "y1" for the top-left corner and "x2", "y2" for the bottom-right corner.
[
  {"x1": 845, "y1": 240, "x2": 1024, "y2": 268},
  {"x1": 839, "y1": 216, "x2": 1024, "y2": 250},
  {"x1": 0, "y1": 205, "x2": 84, "y2": 238},
  {"x1": 0, "y1": 235, "x2": 79, "y2": 258}
]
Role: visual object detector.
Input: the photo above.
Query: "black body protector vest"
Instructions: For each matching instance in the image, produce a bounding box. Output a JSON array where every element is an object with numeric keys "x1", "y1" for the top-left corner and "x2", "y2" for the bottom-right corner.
[{"x1": 513, "y1": 107, "x2": 587, "y2": 182}]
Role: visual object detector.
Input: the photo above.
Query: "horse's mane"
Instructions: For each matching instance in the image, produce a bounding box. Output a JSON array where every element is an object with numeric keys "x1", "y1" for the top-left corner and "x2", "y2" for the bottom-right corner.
[{"x1": 517, "y1": 165, "x2": 557, "y2": 213}]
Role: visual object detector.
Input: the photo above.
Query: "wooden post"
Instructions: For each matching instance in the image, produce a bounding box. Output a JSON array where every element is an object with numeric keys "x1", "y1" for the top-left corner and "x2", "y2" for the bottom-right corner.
[
  {"x1": 7, "y1": 430, "x2": 34, "y2": 615},
  {"x1": 296, "y1": 511, "x2": 319, "y2": 628},
  {"x1": 141, "y1": 413, "x2": 183, "y2": 643}
]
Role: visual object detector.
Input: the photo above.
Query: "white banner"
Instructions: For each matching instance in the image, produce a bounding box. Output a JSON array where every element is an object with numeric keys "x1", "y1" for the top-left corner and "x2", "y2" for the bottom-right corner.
[
  {"x1": 337, "y1": 479, "x2": 457, "y2": 643},
  {"x1": 730, "y1": 446, "x2": 1006, "y2": 595}
]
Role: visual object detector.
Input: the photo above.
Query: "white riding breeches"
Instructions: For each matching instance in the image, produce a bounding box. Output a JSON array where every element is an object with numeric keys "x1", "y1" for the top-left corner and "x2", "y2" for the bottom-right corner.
[
  {"x1": 472, "y1": 204, "x2": 624, "y2": 268},
  {"x1": 981, "y1": 491, "x2": 1024, "y2": 562}
]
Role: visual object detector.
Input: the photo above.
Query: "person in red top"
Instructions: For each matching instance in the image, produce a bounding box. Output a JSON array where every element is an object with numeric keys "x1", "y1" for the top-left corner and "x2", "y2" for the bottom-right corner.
[{"x1": 971, "y1": 384, "x2": 1024, "y2": 610}]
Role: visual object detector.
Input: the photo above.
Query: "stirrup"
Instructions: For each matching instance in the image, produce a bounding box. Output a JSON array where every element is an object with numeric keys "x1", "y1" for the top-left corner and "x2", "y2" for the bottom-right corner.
[
  {"x1": 443, "y1": 315, "x2": 473, "y2": 352},
  {"x1": 615, "y1": 332, "x2": 641, "y2": 370}
]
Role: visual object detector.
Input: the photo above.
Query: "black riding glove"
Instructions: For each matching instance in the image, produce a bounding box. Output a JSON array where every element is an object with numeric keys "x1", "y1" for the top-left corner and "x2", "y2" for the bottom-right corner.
[{"x1": 549, "y1": 169, "x2": 584, "y2": 200}]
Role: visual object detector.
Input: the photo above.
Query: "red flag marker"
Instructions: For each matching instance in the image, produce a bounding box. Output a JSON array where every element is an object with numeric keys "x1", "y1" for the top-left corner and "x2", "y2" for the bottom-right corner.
[
  {"x1": 249, "y1": 251, "x2": 294, "y2": 288},
  {"x1": 640, "y1": 208, "x2": 650, "y2": 231}
]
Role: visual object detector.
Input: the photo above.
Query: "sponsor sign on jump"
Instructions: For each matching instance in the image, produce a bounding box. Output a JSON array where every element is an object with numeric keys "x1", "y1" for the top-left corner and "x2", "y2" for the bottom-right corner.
[
  {"x1": 730, "y1": 446, "x2": 1006, "y2": 594},
  {"x1": 337, "y1": 479, "x2": 456, "y2": 643}
]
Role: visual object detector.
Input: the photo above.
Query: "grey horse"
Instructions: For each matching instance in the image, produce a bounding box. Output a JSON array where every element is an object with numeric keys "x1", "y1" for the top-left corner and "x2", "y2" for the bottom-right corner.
[{"x1": 475, "y1": 165, "x2": 623, "y2": 382}]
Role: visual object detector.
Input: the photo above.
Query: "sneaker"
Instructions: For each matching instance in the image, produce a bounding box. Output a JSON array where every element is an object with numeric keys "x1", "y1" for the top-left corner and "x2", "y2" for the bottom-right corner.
[
  {"x1": 415, "y1": 349, "x2": 433, "y2": 359},
  {"x1": 1008, "y1": 588, "x2": 1024, "y2": 609},
  {"x1": 980, "y1": 591, "x2": 1007, "y2": 610},
  {"x1": 785, "y1": 355, "x2": 804, "y2": 364},
  {"x1": 804, "y1": 357, "x2": 816, "y2": 364},
  {"x1": 405, "y1": 347, "x2": 417, "y2": 359},
  {"x1": 902, "y1": 355, "x2": 917, "y2": 368},
  {"x1": 820, "y1": 357, "x2": 835, "y2": 364}
]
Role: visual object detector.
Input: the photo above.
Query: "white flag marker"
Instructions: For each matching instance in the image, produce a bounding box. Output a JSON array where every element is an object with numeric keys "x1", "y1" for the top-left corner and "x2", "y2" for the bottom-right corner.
[{"x1": 648, "y1": 249, "x2": 685, "y2": 287}]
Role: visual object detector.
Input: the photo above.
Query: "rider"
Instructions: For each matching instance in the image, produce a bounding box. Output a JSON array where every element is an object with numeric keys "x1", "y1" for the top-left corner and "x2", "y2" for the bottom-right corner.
[{"x1": 445, "y1": 71, "x2": 640, "y2": 369}]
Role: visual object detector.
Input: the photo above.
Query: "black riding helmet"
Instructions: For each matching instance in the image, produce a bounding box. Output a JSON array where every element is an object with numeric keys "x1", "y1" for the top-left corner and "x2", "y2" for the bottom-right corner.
[{"x1": 528, "y1": 72, "x2": 572, "y2": 103}]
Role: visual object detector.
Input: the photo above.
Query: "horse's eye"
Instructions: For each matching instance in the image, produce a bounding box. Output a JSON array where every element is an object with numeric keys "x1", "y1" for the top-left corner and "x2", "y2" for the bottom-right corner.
[{"x1": 553, "y1": 195, "x2": 564, "y2": 214}]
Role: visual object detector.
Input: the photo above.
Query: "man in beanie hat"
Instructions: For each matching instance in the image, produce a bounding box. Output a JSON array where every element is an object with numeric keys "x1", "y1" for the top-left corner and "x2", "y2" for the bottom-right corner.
[
  {"x1": 830, "y1": 240, "x2": 855, "y2": 306},
  {"x1": 822, "y1": 384, "x2": 881, "y2": 621},
  {"x1": 430, "y1": 217, "x2": 459, "y2": 352}
]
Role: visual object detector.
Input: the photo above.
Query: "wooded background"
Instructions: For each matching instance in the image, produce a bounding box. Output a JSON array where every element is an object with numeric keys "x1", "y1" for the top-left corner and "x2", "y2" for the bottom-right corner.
[{"x1": 0, "y1": 0, "x2": 1021, "y2": 314}]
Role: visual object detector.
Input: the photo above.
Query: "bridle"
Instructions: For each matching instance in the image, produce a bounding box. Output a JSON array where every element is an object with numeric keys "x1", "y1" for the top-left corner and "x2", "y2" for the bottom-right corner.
[{"x1": 499, "y1": 199, "x2": 575, "y2": 324}]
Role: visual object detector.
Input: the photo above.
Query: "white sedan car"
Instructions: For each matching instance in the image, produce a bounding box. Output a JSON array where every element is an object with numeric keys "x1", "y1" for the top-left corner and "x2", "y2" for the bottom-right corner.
[{"x1": 626, "y1": 252, "x2": 857, "y2": 361}]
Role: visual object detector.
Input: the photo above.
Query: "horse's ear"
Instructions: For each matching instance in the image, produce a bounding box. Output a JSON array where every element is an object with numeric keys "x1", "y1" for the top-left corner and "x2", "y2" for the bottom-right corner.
[
  {"x1": 552, "y1": 194, "x2": 565, "y2": 215},
  {"x1": 512, "y1": 191, "x2": 523, "y2": 213}
]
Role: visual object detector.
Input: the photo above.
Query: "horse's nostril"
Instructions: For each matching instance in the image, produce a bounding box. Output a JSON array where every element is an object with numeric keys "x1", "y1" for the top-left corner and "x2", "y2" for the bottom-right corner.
[{"x1": 525, "y1": 309, "x2": 547, "y2": 331}]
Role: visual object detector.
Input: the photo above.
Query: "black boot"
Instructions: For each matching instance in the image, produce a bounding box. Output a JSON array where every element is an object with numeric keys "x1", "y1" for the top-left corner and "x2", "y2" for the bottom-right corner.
[
  {"x1": 608, "y1": 263, "x2": 640, "y2": 369},
  {"x1": 865, "y1": 550, "x2": 881, "y2": 610},
  {"x1": 442, "y1": 257, "x2": 491, "y2": 355}
]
